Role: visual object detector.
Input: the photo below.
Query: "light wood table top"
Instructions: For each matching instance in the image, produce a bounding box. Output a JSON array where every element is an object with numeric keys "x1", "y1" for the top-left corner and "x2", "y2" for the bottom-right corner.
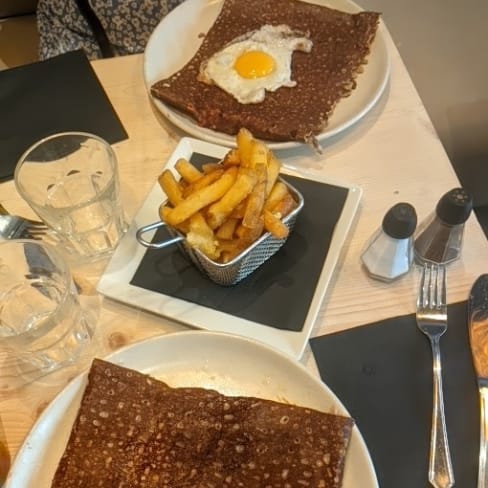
[{"x1": 1, "y1": 27, "x2": 487, "y2": 481}]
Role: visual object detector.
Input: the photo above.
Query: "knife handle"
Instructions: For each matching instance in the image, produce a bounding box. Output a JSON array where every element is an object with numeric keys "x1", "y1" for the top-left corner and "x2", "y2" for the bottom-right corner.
[{"x1": 479, "y1": 385, "x2": 488, "y2": 488}]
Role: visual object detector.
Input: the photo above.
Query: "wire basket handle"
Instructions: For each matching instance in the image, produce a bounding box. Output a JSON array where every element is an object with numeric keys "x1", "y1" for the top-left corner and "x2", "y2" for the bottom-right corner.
[{"x1": 136, "y1": 221, "x2": 184, "y2": 249}]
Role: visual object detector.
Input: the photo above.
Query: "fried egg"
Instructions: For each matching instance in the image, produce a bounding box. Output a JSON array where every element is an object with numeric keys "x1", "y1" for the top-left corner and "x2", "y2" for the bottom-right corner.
[{"x1": 199, "y1": 24, "x2": 313, "y2": 104}]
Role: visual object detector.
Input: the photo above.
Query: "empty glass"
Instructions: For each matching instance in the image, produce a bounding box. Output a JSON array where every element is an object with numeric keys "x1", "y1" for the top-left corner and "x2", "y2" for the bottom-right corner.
[
  {"x1": 0, "y1": 240, "x2": 95, "y2": 371},
  {"x1": 15, "y1": 132, "x2": 127, "y2": 262}
]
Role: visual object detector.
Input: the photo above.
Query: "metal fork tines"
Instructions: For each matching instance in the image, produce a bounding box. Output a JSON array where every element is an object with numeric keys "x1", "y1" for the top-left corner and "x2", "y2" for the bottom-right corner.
[
  {"x1": 416, "y1": 263, "x2": 455, "y2": 488},
  {"x1": 0, "y1": 214, "x2": 48, "y2": 240}
]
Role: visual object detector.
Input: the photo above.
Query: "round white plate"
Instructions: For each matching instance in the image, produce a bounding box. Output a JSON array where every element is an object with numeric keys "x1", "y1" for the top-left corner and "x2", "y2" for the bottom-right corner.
[
  {"x1": 6, "y1": 331, "x2": 378, "y2": 487},
  {"x1": 144, "y1": 0, "x2": 390, "y2": 150}
]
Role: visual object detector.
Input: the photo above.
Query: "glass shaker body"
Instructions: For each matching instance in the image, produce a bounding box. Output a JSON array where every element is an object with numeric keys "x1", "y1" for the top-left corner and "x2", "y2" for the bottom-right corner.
[
  {"x1": 361, "y1": 230, "x2": 414, "y2": 282},
  {"x1": 414, "y1": 188, "x2": 472, "y2": 265},
  {"x1": 414, "y1": 212, "x2": 465, "y2": 264},
  {"x1": 361, "y1": 202, "x2": 417, "y2": 282}
]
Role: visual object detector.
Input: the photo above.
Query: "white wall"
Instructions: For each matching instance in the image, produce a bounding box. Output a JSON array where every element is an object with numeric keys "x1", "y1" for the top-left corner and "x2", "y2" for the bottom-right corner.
[{"x1": 359, "y1": 0, "x2": 488, "y2": 210}]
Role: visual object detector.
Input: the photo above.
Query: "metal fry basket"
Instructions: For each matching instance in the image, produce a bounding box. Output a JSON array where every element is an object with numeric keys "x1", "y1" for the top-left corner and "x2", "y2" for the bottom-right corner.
[{"x1": 136, "y1": 177, "x2": 304, "y2": 286}]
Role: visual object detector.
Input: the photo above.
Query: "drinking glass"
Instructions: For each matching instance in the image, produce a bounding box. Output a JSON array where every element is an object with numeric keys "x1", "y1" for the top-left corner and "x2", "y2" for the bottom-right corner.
[
  {"x1": 0, "y1": 240, "x2": 95, "y2": 371},
  {"x1": 15, "y1": 132, "x2": 127, "y2": 262}
]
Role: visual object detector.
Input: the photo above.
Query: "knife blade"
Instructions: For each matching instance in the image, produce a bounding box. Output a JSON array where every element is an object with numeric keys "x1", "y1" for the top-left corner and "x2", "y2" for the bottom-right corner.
[{"x1": 469, "y1": 274, "x2": 488, "y2": 488}]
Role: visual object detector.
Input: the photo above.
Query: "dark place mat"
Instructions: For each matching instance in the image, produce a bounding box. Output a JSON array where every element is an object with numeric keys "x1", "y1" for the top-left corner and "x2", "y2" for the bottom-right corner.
[
  {"x1": 131, "y1": 152, "x2": 349, "y2": 332},
  {"x1": 0, "y1": 50, "x2": 128, "y2": 181},
  {"x1": 310, "y1": 301, "x2": 479, "y2": 488}
]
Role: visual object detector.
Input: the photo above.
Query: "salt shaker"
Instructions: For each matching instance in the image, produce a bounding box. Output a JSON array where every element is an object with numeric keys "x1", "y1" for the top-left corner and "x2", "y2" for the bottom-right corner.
[
  {"x1": 414, "y1": 187, "x2": 473, "y2": 265},
  {"x1": 361, "y1": 202, "x2": 417, "y2": 282}
]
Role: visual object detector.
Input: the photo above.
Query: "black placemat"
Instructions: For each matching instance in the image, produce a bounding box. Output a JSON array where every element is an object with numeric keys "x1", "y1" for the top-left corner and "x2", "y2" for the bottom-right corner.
[
  {"x1": 310, "y1": 301, "x2": 479, "y2": 488},
  {"x1": 0, "y1": 50, "x2": 128, "y2": 181},
  {"x1": 131, "y1": 152, "x2": 349, "y2": 332}
]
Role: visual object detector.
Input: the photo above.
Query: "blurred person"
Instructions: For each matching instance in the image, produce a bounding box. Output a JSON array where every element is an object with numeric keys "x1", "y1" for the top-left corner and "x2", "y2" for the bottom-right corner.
[{"x1": 37, "y1": 0, "x2": 186, "y2": 60}]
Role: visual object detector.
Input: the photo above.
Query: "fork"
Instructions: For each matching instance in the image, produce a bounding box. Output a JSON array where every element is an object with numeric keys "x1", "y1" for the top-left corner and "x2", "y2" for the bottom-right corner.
[
  {"x1": 0, "y1": 204, "x2": 48, "y2": 240},
  {"x1": 416, "y1": 263, "x2": 455, "y2": 488}
]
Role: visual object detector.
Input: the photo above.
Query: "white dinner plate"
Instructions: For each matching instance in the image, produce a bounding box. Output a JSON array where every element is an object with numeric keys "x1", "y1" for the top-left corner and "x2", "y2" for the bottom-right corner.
[
  {"x1": 5, "y1": 331, "x2": 378, "y2": 487},
  {"x1": 96, "y1": 137, "x2": 362, "y2": 359},
  {"x1": 143, "y1": 0, "x2": 390, "y2": 150}
]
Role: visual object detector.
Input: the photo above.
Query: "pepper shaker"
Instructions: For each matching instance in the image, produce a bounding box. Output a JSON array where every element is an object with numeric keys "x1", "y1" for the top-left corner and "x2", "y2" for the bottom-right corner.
[
  {"x1": 361, "y1": 202, "x2": 417, "y2": 282},
  {"x1": 414, "y1": 187, "x2": 473, "y2": 265}
]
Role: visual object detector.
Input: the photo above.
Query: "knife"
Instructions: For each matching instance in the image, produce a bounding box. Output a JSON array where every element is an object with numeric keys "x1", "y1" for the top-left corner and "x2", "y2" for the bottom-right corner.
[
  {"x1": 0, "y1": 414, "x2": 10, "y2": 486},
  {"x1": 469, "y1": 274, "x2": 488, "y2": 488}
]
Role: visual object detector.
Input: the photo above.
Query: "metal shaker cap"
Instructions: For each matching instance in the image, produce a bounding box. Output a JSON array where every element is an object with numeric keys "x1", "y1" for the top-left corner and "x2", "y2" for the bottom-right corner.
[
  {"x1": 382, "y1": 202, "x2": 417, "y2": 239},
  {"x1": 436, "y1": 187, "x2": 473, "y2": 225}
]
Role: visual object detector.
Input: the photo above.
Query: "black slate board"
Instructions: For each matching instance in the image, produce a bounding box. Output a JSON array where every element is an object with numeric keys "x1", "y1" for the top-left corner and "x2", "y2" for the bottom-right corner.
[
  {"x1": 310, "y1": 301, "x2": 479, "y2": 487},
  {"x1": 130, "y1": 152, "x2": 349, "y2": 332},
  {"x1": 0, "y1": 50, "x2": 127, "y2": 181}
]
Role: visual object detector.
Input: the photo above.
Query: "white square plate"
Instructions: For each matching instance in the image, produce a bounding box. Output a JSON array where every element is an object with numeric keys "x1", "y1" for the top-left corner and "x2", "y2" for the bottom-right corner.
[{"x1": 97, "y1": 138, "x2": 361, "y2": 358}]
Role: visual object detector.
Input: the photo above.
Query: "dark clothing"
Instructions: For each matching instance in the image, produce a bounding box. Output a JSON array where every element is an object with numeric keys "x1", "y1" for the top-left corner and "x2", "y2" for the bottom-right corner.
[{"x1": 37, "y1": 0, "x2": 185, "y2": 60}]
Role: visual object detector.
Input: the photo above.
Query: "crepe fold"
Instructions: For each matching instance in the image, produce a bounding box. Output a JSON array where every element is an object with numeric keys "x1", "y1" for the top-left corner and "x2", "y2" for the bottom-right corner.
[
  {"x1": 51, "y1": 358, "x2": 354, "y2": 487},
  {"x1": 151, "y1": 0, "x2": 380, "y2": 143}
]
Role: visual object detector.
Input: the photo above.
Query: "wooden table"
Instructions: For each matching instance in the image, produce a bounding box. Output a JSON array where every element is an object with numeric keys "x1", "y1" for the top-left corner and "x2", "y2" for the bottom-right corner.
[{"x1": 1, "y1": 26, "x2": 487, "y2": 480}]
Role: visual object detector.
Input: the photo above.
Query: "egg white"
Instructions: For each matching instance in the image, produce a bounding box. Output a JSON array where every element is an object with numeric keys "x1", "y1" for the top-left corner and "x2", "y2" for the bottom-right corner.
[{"x1": 199, "y1": 25, "x2": 313, "y2": 104}]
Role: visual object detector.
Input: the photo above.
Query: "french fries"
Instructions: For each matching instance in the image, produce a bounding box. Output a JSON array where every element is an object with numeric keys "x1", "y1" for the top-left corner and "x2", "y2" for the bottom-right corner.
[
  {"x1": 207, "y1": 166, "x2": 258, "y2": 229},
  {"x1": 265, "y1": 152, "x2": 281, "y2": 197},
  {"x1": 264, "y1": 210, "x2": 289, "y2": 239},
  {"x1": 242, "y1": 163, "x2": 266, "y2": 229},
  {"x1": 264, "y1": 181, "x2": 289, "y2": 211},
  {"x1": 175, "y1": 158, "x2": 203, "y2": 183},
  {"x1": 157, "y1": 128, "x2": 298, "y2": 263},
  {"x1": 182, "y1": 168, "x2": 224, "y2": 198},
  {"x1": 236, "y1": 128, "x2": 254, "y2": 167},
  {"x1": 162, "y1": 166, "x2": 238, "y2": 226},
  {"x1": 158, "y1": 170, "x2": 183, "y2": 205},
  {"x1": 216, "y1": 217, "x2": 239, "y2": 240}
]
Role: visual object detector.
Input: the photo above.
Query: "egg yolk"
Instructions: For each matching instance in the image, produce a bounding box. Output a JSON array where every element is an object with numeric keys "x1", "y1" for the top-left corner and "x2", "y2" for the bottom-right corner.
[{"x1": 233, "y1": 50, "x2": 276, "y2": 79}]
